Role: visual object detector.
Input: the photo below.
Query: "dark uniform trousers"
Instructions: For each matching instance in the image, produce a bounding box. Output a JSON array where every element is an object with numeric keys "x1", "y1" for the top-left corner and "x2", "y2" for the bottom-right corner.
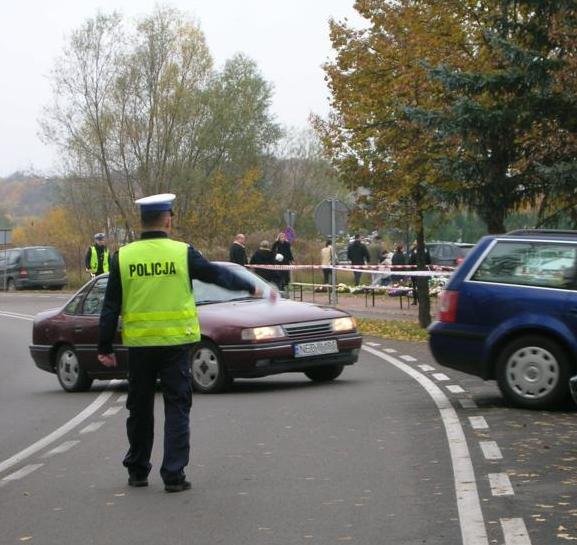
[{"x1": 123, "y1": 345, "x2": 192, "y2": 484}]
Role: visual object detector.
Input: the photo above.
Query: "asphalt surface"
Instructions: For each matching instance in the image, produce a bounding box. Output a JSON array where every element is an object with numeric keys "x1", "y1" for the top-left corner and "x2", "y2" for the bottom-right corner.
[{"x1": 0, "y1": 292, "x2": 576, "y2": 545}]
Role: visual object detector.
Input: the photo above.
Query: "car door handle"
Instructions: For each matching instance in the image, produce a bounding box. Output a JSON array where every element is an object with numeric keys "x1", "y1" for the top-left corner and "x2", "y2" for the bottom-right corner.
[{"x1": 74, "y1": 327, "x2": 84, "y2": 333}]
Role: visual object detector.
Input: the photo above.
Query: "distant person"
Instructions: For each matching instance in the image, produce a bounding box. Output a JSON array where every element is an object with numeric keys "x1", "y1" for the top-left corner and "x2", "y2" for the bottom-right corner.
[
  {"x1": 347, "y1": 234, "x2": 369, "y2": 286},
  {"x1": 408, "y1": 241, "x2": 431, "y2": 305},
  {"x1": 391, "y1": 244, "x2": 406, "y2": 267},
  {"x1": 272, "y1": 232, "x2": 294, "y2": 291},
  {"x1": 249, "y1": 240, "x2": 279, "y2": 287},
  {"x1": 229, "y1": 234, "x2": 247, "y2": 266},
  {"x1": 368, "y1": 236, "x2": 384, "y2": 265},
  {"x1": 85, "y1": 232, "x2": 110, "y2": 277},
  {"x1": 320, "y1": 240, "x2": 333, "y2": 285}
]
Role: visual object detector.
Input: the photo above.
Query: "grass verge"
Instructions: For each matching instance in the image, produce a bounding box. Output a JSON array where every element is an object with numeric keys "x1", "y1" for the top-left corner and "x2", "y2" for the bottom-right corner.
[{"x1": 356, "y1": 318, "x2": 428, "y2": 342}]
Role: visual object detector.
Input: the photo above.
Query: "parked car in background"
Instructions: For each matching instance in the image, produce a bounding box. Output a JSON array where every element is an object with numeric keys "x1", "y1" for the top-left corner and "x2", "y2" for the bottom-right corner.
[
  {"x1": 30, "y1": 263, "x2": 362, "y2": 394},
  {"x1": 0, "y1": 246, "x2": 67, "y2": 290},
  {"x1": 427, "y1": 242, "x2": 472, "y2": 267},
  {"x1": 429, "y1": 229, "x2": 577, "y2": 409}
]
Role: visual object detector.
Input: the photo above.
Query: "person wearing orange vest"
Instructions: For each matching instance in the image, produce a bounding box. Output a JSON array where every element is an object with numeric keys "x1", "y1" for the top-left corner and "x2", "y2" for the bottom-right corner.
[{"x1": 97, "y1": 193, "x2": 266, "y2": 492}]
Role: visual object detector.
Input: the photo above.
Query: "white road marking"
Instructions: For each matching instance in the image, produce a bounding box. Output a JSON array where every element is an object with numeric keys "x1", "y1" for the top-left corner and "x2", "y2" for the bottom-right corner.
[
  {"x1": 432, "y1": 373, "x2": 450, "y2": 382},
  {"x1": 489, "y1": 473, "x2": 514, "y2": 496},
  {"x1": 459, "y1": 399, "x2": 478, "y2": 409},
  {"x1": 468, "y1": 417, "x2": 489, "y2": 430},
  {"x1": 79, "y1": 421, "x2": 105, "y2": 434},
  {"x1": 102, "y1": 406, "x2": 123, "y2": 417},
  {"x1": 447, "y1": 385, "x2": 466, "y2": 394},
  {"x1": 42, "y1": 440, "x2": 80, "y2": 458},
  {"x1": 0, "y1": 380, "x2": 121, "y2": 476},
  {"x1": 418, "y1": 364, "x2": 435, "y2": 372},
  {"x1": 117, "y1": 394, "x2": 127, "y2": 403},
  {"x1": 1, "y1": 463, "x2": 44, "y2": 482},
  {"x1": 363, "y1": 346, "x2": 489, "y2": 545},
  {"x1": 500, "y1": 518, "x2": 531, "y2": 545},
  {"x1": 382, "y1": 348, "x2": 397, "y2": 353},
  {"x1": 479, "y1": 441, "x2": 503, "y2": 460},
  {"x1": 0, "y1": 311, "x2": 34, "y2": 321},
  {"x1": 364, "y1": 341, "x2": 381, "y2": 347},
  {"x1": 400, "y1": 355, "x2": 417, "y2": 362}
]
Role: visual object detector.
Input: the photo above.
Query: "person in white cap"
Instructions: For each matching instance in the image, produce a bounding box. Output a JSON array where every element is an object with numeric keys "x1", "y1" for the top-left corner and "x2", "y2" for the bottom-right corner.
[
  {"x1": 97, "y1": 193, "x2": 266, "y2": 493},
  {"x1": 85, "y1": 232, "x2": 110, "y2": 277}
]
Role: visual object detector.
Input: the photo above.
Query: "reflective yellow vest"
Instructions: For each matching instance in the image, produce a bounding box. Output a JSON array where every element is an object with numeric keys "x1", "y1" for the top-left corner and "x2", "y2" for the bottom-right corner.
[
  {"x1": 90, "y1": 246, "x2": 110, "y2": 274},
  {"x1": 119, "y1": 238, "x2": 200, "y2": 347}
]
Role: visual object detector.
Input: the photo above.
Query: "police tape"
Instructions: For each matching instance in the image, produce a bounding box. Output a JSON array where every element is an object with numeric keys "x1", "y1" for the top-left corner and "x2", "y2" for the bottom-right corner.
[{"x1": 246, "y1": 264, "x2": 453, "y2": 277}]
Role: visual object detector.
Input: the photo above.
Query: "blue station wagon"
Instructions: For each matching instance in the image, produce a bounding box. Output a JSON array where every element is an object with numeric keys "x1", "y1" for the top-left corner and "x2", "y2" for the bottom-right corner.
[{"x1": 429, "y1": 230, "x2": 577, "y2": 409}]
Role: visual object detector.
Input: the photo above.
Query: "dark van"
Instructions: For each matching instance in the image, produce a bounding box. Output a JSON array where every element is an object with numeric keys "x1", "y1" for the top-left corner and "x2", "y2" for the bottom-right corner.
[{"x1": 0, "y1": 246, "x2": 68, "y2": 290}]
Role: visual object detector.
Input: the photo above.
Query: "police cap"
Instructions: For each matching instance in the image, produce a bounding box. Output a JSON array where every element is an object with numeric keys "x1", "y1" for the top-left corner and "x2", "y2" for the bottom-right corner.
[
  {"x1": 94, "y1": 232, "x2": 106, "y2": 240},
  {"x1": 135, "y1": 193, "x2": 176, "y2": 213}
]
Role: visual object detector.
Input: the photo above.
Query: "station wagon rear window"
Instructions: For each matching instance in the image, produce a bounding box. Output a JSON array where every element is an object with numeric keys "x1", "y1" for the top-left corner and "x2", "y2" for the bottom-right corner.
[{"x1": 471, "y1": 241, "x2": 577, "y2": 289}]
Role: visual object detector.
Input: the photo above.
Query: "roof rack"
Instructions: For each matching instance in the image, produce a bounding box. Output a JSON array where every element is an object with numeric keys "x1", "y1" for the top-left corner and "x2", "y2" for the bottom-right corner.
[{"x1": 506, "y1": 229, "x2": 577, "y2": 236}]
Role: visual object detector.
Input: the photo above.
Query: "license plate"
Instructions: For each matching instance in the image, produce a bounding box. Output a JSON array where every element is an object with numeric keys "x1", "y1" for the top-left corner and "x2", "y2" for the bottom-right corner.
[
  {"x1": 294, "y1": 340, "x2": 338, "y2": 358},
  {"x1": 38, "y1": 270, "x2": 54, "y2": 275}
]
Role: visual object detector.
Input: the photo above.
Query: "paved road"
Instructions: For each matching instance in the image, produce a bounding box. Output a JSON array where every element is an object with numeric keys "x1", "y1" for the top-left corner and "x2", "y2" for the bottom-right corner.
[{"x1": 0, "y1": 293, "x2": 575, "y2": 545}]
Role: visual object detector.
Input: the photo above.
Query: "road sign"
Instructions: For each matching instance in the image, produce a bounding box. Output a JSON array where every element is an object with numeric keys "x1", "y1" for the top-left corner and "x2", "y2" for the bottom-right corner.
[{"x1": 314, "y1": 198, "x2": 349, "y2": 237}]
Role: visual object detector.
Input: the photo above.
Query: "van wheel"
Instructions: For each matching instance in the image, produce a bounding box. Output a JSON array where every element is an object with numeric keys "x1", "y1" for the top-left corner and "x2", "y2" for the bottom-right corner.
[
  {"x1": 56, "y1": 346, "x2": 93, "y2": 392},
  {"x1": 190, "y1": 341, "x2": 231, "y2": 394},
  {"x1": 496, "y1": 335, "x2": 571, "y2": 409},
  {"x1": 304, "y1": 364, "x2": 344, "y2": 382}
]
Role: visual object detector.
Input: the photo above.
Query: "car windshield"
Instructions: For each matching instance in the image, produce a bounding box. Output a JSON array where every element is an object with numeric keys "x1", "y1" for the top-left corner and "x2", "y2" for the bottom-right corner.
[{"x1": 193, "y1": 265, "x2": 272, "y2": 305}]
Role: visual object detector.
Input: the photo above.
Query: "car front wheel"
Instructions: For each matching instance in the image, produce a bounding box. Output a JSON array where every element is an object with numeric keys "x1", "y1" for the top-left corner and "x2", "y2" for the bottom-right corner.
[
  {"x1": 190, "y1": 341, "x2": 231, "y2": 394},
  {"x1": 496, "y1": 335, "x2": 571, "y2": 409},
  {"x1": 304, "y1": 364, "x2": 344, "y2": 383},
  {"x1": 56, "y1": 345, "x2": 93, "y2": 392}
]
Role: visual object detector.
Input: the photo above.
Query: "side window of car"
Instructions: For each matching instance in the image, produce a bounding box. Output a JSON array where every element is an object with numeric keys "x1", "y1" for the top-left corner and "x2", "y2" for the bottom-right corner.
[
  {"x1": 8, "y1": 250, "x2": 20, "y2": 266},
  {"x1": 81, "y1": 278, "x2": 108, "y2": 315},
  {"x1": 63, "y1": 293, "x2": 83, "y2": 315},
  {"x1": 472, "y1": 241, "x2": 577, "y2": 289}
]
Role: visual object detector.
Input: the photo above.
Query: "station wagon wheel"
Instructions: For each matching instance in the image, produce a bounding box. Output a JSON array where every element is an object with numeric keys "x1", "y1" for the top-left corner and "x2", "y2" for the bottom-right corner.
[
  {"x1": 304, "y1": 364, "x2": 344, "y2": 383},
  {"x1": 55, "y1": 345, "x2": 93, "y2": 392},
  {"x1": 496, "y1": 335, "x2": 571, "y2": 409},
  {"x1": 190, "y1": 341, "x2": 231, "y2": 394}
]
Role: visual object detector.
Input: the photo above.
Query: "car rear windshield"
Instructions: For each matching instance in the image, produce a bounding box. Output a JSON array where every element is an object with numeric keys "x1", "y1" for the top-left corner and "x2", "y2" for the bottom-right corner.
[
  {"x1": 471, "y1": 240, "x2": 577, "y2": 289},
  {"x1": 25, "y1": 248, "x2": 64, "y2": 264}
]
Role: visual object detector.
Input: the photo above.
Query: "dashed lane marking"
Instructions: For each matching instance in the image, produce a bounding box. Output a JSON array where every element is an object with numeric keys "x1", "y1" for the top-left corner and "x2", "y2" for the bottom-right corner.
[
  {"x1": 79, "y1": 421, "x2": 105, "y2": 434},
  {"x1": 432, "y1": 373, "x2": 450, "y2": 382},
  {"x1": 0, "y1": 311, "x2": 34, "y2": 321},
  {"x1": 0, "y1": 380, "x2": 121, "y2": 476},
  {"x1": 447, "y1": 385, "x2": 466, "y2": 394},
  {"x1": 418, "y1": 364, "x2": 436, "y2": 372},
  {"x1": 42, "y1": 440, "x2": 80, "y2": 458},
  {"x1": 400, "y1": 355, "x2": 417, "y2": 362},
  {"x1": 382, "y1": 348, "x2": 397, "y2": 353},
  {"x1": 459, "y1": 399, "x2": 478, "y2": 409},
  {"x1": 1, "y1": 464, "x2": 44, "y2": 484},
  {"x1": 488, "y1": 473, "x2": 514, "y2": 496},
  {"x1": 363, "y1": 346, "x2": 489, "y2": 545},
  {"x1": 479, "y1": 441, "x2": 503, "y2": 460},
  {"x1": 500, "y1": 518, "x2": 531, "y2": 545},
  {"x1": 102, "y1": 406, "x2": 123, "y2": 417},
  {"x1": 468, "y1": 417, "x2": 489, "y2": 430}
]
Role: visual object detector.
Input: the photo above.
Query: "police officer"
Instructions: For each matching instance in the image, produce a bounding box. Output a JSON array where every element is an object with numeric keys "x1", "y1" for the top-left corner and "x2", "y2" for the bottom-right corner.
[
  {"x1": 85, "y1": 232, "x2": 110, "y2": 276},
  {"x1": 97, "y1": 193, "x2": 268, "y2": 492}
]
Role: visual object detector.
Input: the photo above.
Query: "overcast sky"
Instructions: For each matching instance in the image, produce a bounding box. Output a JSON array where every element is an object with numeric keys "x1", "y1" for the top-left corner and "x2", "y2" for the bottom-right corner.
[{"x1": 0, "y1": 1, "x2": 363, "y2": 177}]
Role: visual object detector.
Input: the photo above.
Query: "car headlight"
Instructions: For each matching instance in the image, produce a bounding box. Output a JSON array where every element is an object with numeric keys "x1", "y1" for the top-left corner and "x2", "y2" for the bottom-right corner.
[
  {"x1": 331, "y1": 317, "x2": 356, "y2": 332},
  {"x1": 241, "y1": 325, "x2": 286, "y2": 341}
]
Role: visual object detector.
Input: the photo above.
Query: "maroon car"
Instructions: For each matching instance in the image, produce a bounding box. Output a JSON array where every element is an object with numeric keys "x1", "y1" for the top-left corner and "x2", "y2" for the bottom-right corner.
[{"x1": 30, "y1": 263, "x2": 362, "y2": 393}]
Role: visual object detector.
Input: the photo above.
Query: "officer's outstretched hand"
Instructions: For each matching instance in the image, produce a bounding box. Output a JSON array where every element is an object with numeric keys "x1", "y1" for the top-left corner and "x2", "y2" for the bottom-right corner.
[
  {"x1": 252, "y1": 286, "x2": 278, "y2": 303},
  {"x1": 98, "y1": 353, "x2": 117, "y2": 367}
]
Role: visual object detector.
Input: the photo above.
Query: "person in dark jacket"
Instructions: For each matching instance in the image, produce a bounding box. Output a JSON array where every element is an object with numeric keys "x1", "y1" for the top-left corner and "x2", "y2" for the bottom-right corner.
[
  {"x1": 249, "y1": 240, "x2": 279, "y2": 287},
  {"x1": 347, "y1": 234, "x2": 370, "y2": 286},
  {"x1": 391, "y1": 243, "x2": 406, "y2": 282},
  {"x1": 229, "y1": 234, "x2": 247, "y2": 266},
  {"x1": 271, "y1": 232, "x2": 294, "y2": 291},
  {"x1": 408, "y1": 241, "x2": 431, "y2": 305}
]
